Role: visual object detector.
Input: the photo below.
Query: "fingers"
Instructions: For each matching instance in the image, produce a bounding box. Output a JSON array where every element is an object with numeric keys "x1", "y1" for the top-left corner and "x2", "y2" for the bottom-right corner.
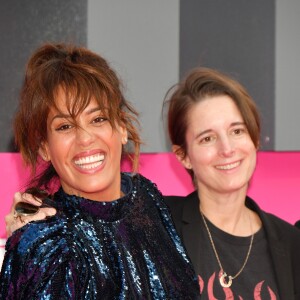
[
  {"x1": 11, "y1": 192, "x2": 23, "y2": 205},
  {"x1": 5, "y1": 213, "x2": 28, "y2": 238},
  {"x1": 6, "y1": 207, "x2": 57, "y2": 238},
  {"x1": 5, "y1": 212, "x2": 15, "y2": 238},
  {"x1": 17, "y1": 192, "x2": 44, "y2": 206},
  {"x1": 32, "y1": 207, "x2": 57, "y2": 220},
  {"x1": 5, "y1": 192, "x2": 57, "y2": 238},
  {"x1": 11, "y1": 191, "x2": 42, "y2": 208}
]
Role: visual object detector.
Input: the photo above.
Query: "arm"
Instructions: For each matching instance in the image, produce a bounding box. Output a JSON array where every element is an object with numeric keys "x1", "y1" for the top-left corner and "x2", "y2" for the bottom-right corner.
[{"x1": 5, "y1": 192, "x2": 56, "y2": 237}]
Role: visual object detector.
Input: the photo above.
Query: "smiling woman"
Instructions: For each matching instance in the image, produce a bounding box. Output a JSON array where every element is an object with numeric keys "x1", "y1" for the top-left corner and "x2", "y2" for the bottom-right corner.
[
  {"x1": 164, "y1": 67, "x2": 300, "y2": 299},
  {"x1": 42, "y1": 87, "x2": 128, "y2": 201},
  {"x1": 0, "y1": 43, "x2": 200, "y2": 299},
  {"x1": 174, "y1": 94, "x2": 257, "y2": 196}
]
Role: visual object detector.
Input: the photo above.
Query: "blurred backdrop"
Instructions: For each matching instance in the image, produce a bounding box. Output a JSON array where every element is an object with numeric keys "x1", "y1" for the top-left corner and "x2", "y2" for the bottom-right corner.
[{"x1": 1, "y1": 0, "x2": 300, "y2": 153}]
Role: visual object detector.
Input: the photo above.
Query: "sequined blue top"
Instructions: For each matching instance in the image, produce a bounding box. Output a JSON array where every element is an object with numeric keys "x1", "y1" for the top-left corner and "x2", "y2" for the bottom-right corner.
[{"x1": 0, "y1": 173, "x2": 200, "y2": 299}]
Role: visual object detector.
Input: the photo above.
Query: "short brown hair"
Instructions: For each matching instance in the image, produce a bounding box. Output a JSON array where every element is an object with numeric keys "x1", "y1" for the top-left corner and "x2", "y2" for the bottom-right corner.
[
  {"x1": 14, "y1": 43, "x2": 141, "y2": 189},
  {"x1": 165, "y1": 67, "x2": 260, "y2": 177}
]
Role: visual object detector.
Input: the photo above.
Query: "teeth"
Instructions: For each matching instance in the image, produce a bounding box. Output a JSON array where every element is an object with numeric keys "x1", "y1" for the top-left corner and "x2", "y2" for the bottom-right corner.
[
  {"x1": 79, "y1": 161, "x2": 102, "y2": 169},
  {"x1": 216, "y1": 161, "x2": 240, "y2": 170},
  {"x1": 74, "y1": 154, "x2": 104, "y2": 166}
]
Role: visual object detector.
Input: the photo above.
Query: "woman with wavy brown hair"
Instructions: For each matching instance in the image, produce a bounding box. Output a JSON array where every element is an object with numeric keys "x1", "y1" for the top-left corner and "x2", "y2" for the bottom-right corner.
[{"x1": 0, "y1": 43, "x2": 199, "y2": 299}]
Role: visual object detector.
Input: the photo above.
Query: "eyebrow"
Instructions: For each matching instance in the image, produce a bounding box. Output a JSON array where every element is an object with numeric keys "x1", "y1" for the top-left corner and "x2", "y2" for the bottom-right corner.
[
  {"x1": 50, "y1": 107, "x2": 102, "y2": 123},
  {"x1": 195, "y1": 129, "x2": 213, "y2": 140}
]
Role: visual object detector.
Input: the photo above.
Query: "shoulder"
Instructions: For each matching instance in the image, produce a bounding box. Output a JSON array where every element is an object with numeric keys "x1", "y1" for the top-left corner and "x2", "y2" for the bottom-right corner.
[
  {"x1": 246, "y1": 197, "x2": 300, "y2": 246},
  {"x1": 122, "y1": 173, "x2": 171, "y2": 214},
  {"x1": 3, "y1": 216, "x2": 93, "y2": 278},
  {"x1": 163, "y1": 196, "x2": 186, "y2": 233},
  {"x1": 164, "y1": 191, "x2": 198, "y2": 215},
  {"x1": 0, "y1": 218, "x2": 87, "y2": 298},
  {"x1": 133, "y1": 172, "x2": 158, "y2": 188},
  {"x1": 6, "y1": 216, "x2": 71, "y2": 257},
  {"x1": 164, "y1": 195, "x2": 186, "y2": 212},
  {"x1": 164, "y1": 192, "x2": 198, "y2": 233},
  {"x1": 130, "y1": 172, "x2": 164, "y2": 199},
  {"x1": 263, "y1": 211, "x2": 300, "y2": 242}
]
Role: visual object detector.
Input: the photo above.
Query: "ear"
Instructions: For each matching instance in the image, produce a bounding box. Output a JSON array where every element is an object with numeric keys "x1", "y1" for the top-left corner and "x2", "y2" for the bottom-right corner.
[
  {"x1": 172, "y1": 145, "x2": 192, "y2": 170},
  {"x1": 120, "y1": 124, "x2": 128, "y2": 145},
  {"x1": 38, "y1": 142, "x2": 51, "y2": 162},
  {"x1": 256, "y1": 140, "x2": 260, "y2": 151}
]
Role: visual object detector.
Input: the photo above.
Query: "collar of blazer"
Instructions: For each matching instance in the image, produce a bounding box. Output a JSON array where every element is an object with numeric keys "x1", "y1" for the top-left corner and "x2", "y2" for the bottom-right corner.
[{"x1": 180, "y1": 191, "x2": 295, "y2": 299}]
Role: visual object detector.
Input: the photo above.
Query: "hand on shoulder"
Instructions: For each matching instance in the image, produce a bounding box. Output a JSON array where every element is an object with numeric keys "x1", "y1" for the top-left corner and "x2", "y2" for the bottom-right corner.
[{"x1": 5, "y1": 192, "x2": 57, "y2": 237}]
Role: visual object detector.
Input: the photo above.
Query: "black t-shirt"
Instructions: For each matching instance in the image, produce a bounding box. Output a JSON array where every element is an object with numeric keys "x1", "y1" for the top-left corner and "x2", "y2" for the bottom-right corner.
[{"x1": 195, "y1": 216, "x2": 279, "y2": 299}]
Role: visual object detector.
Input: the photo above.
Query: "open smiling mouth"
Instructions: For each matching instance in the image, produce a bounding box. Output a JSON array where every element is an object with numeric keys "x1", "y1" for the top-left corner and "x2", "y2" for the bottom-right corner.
[
  {"x1": 74, "y1": 154, "x2": 105, "y2": 170},
  {"x1": 215, "y1": 161, "x2": 241, "y2": 170}
]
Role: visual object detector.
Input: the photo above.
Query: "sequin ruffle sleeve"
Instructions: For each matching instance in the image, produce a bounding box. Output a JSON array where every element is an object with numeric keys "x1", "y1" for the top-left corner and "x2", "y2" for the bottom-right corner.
[{"x1": 0, "y1": 217, "x2": 91, "y2": 299}]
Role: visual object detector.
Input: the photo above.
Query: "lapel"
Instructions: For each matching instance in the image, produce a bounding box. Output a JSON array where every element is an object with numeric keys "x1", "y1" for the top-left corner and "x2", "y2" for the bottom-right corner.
[
  {"x1": 246, "y1": 197, "x2": 294, "y2": 299},
  {"x1": 180, "y1": 194, "x2": 294, "y2": 299},
  {"x1": 180, "y1": 191, "x2": 203, "y2": 273}
]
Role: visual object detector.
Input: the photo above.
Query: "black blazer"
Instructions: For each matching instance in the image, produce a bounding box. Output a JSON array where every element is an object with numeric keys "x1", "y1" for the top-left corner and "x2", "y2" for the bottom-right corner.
[{"x1": 165, "y1": 192, "x2": 300, "y2": 300}]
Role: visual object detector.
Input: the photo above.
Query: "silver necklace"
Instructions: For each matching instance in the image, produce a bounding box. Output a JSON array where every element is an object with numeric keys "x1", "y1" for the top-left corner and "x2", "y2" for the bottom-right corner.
[{"x1": 200, "y1": 210, "x2": 254, "y2": 288}]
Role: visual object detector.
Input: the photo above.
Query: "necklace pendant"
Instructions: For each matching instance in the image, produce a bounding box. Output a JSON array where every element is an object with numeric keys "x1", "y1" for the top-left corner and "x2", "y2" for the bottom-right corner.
[{"x1": 219, "y1": 272, "x2": 233, "y2": 288}]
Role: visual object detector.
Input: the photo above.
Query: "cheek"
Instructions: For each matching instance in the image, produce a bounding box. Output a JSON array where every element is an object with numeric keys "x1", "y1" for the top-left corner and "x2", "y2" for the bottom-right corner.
[
  {"x1": 102, "y1": 131, "x2": 123, "y2": 156},
  {"x1": 243, "y1": 139, "x2": 257, "y2": 157},
  {"x1": 191, "y1": 146, "x2": 215, "y2": 164},
  {"x1": 46, "y1": 135, "x2": 72, "y2": 160},
  {"x1": 187, "y1": 147, "x2": 215, "y2": 172},
  {"x1": 240, "y1": 139, "x2": 257, "y2": 173},
  {"x1": 248, "y1": 147, "x2": 257, "y2": 170}
]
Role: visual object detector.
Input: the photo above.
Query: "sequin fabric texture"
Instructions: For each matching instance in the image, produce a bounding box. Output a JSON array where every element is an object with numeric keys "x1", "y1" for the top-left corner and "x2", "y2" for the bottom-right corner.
[{"x1": 0, "y1": 173, "x2": 200, "y2": 299}]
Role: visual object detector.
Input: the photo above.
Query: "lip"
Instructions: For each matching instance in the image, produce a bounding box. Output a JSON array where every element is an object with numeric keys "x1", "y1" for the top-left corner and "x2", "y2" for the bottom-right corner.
[
  {"x1": 73, "y1": 150, "x2": 106, "y2": 174},
  {"x1": 215, "y1": 160, "x2": 241, "y2": 171}
]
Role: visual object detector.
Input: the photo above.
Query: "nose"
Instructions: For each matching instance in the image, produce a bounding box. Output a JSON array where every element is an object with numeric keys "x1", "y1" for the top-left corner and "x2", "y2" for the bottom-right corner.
[
  {"x1": 76, "y1": 126, "x2": 95, "y2": 147},
  {"x1": 218, "y1": 136, "x2": 235, "y2": 157}
]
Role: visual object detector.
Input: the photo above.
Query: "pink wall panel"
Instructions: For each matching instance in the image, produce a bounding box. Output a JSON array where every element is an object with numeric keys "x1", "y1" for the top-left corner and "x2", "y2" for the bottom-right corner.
[{"x1": 1, "y1": 152, "x2": 300, "y2": 239}]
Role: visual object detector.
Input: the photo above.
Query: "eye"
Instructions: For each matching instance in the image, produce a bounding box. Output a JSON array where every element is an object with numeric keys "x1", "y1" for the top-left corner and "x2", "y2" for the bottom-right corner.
[
  {"x1": 55, "y1": 124, "x2": 73, "y2": 131},
  {"x1": 232, "y1": 127, "x2": 247, "y2": 136},
  {"x1": 199, "y1": 135, "x2": 216, "y2": 144},
  {"x1": 92, "y1": 116, "x2": 107, "y2": 124},
  {"x1": 234, "y1": 128, "x2": 242, "y2": 134}
]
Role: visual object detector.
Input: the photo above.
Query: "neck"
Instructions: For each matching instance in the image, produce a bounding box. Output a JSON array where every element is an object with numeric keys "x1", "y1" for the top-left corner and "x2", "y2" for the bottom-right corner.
[{"x1": 198, "y1": 188, "x2": 257, "y2": 236}]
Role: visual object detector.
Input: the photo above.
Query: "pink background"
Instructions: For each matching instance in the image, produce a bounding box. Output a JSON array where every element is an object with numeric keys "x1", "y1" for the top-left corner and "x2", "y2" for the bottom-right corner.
[{"x1": 1, "y1": 152, "x2": 300, "y2": 239}]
